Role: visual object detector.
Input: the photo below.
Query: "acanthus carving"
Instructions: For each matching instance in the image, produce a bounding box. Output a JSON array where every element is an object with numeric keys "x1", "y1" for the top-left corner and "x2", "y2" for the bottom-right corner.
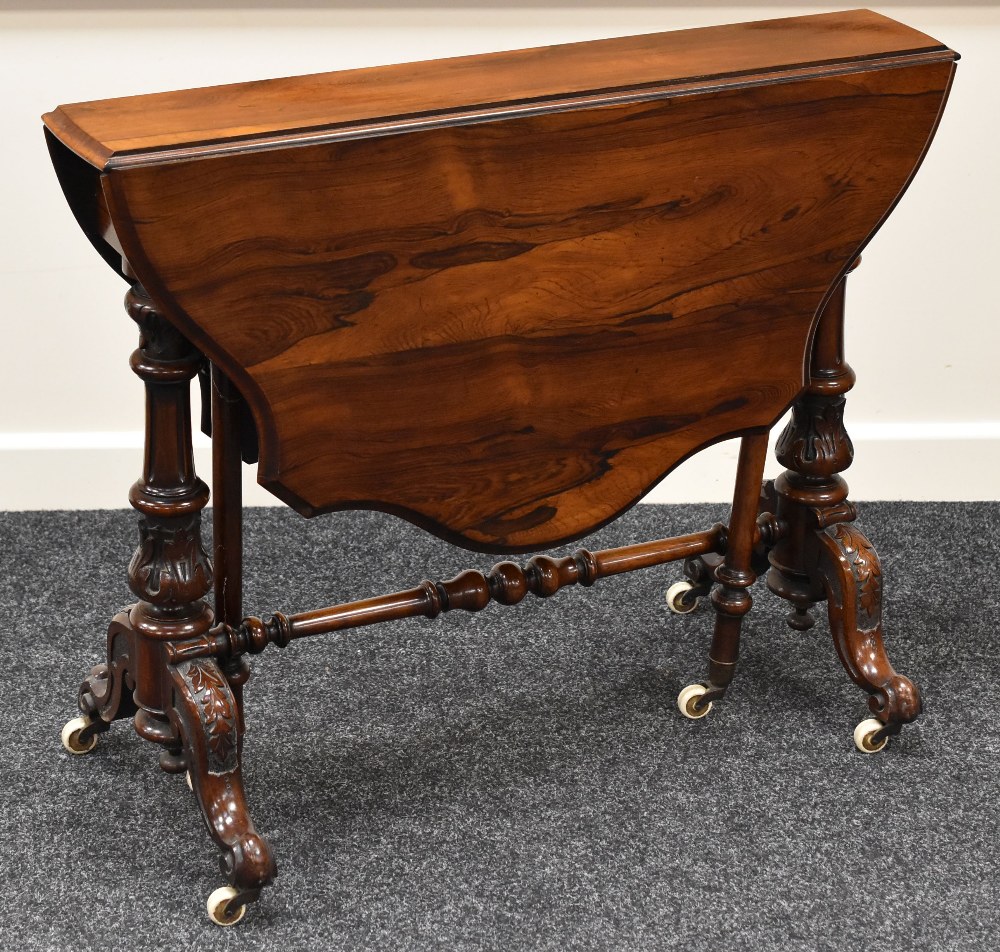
[
  {"x1": 175, "y1": 660, "x2": 239, "y2": 774},
  {"x1": 126, "y1": 284, "x2": 192, "y2": 363},
  {"x1": 827, "y1": 522, "x2": 882, "y2": 626},
  {"x1": 774, "y1": 395, "x2": 853, "y2": 478},
  {"x1": 128, "y1": 513, "x2": 213, "y2": 607},
  {"x1": 816, "y1": 523, "x2": 920, "y2": 727}
]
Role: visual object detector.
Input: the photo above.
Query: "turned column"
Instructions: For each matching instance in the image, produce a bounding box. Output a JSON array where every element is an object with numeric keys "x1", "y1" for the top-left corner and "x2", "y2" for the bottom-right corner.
[
  {"x1": 124, "y1": 274, "x2": 214, "y2": 772},
  {"x1": 678, "y1": 431, "x2": 770, "y2": 717},
  {"x1": 766, "y1": 260, "x2": 858, "y2": 629},
  {"x1": 119, "y1": 275, "x2": 276, "y2": 913},
  {"x1": 766, "y1": 259, "x2": 921, "y2": 745}
]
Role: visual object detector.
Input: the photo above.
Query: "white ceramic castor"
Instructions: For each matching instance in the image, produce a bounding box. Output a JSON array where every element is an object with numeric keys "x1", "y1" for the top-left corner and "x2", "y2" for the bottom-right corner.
[
  {"x1": 665, "y1": 580, "x2": 699, "y2": 614},
  {"x1": 61, "y1": 715, "x2": 98, "y2": 755},
  {"x1": 186, "y1": 771, "x2": 193, "y2": 792},
  {"x1": 677, "y1": 683, "x2": 713, "y2": 720},
  {"x1": 207, "y1": 886, "x2": 246, "y2": 927},
  {"x1": 853, "y1": 717, "x2": 889, "y2": 753}
]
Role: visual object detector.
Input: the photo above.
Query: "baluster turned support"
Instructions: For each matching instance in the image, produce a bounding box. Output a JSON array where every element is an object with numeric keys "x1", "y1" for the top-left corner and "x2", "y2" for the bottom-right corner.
[
  {"x1": 122, "y1": 278, "x2": 215, "y2": 766},
  {"x1": 63, "y1": 276, "x2": 276, "y2": 923},
  {"x1": 766, "y1": 259, "x2": 921, "y2": 747}
]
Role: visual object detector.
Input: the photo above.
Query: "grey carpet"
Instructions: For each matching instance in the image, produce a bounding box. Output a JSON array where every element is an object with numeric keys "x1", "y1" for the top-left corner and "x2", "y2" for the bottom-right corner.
[{"x1": 1, "y1": 502, "x2": 998, "y2": 951}]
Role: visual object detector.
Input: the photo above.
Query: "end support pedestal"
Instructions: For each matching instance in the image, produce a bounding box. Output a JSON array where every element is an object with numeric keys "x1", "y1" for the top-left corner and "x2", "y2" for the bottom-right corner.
[
  {"x1": 766, "y1": 259, "x2": 921, "y2": 747},
  {"x1": 62, "y1": 277, "x2": 275, "y2": 923}
]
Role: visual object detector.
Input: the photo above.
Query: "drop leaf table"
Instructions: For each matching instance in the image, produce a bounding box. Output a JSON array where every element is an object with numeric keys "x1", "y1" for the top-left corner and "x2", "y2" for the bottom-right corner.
[{"x1": 44, "y1": 9, "x2": 957, "y2": 925}]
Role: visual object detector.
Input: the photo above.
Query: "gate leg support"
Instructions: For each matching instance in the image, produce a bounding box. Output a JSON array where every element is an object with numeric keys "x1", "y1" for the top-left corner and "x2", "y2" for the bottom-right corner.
[{"x1": 677, "y1": 431, "x2": 769, "y2": 719}]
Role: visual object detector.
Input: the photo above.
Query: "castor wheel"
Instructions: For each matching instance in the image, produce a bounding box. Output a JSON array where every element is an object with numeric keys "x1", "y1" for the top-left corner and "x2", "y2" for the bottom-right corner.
[
  {"x1": 61, "y1": 715, "x2": 98, "y2": 755},
  {"x1": 853, "y1": 717, "x2": 889, "y2": 753},
  {"x1": 207, "y1": 886, "x2": 246, "y2": 927},
  {"x1": 666, "y1": 580, "x2": 699, "y2": 614},
  {"x1": 677, "y1": 683, "x2": 713, "y2": 719},
  {"x1": 186, "y1": 771, "x2": 193, "y2": 791}
]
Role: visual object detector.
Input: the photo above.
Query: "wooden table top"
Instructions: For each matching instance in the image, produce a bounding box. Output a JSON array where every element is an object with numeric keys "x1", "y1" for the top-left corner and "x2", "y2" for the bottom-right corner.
[
  {"x1": 44, "y1": 9, "x2": 951, "y2": 169},
  {"x1": 43, "y1": 11, "x2": 957, "y2": 551}
]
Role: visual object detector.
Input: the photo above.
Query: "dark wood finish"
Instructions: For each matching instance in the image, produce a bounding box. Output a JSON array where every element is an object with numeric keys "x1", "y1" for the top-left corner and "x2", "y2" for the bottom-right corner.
[
  {"x1": 121, "y1": 276, "x2": 214, "y2": 764},
  {"x1": 766, "y1": 260, "x2": 921, "y2": 739},
  {"x1": 675, "y1": 479, "x2": 777, "y2": 610},
  {"x1": 169, "y1": 526, "x2": 731, "y2": 662},
  {"x1": 73, "y1": 611, "x2": 138, "y2": 748},
  {"x1": 127, "y1": 284, "x2": 274, "y2": 898},
  {"x1": 47, "y1": 10, "x2": 955, "y2": 924},
  {"x1": 817, "y1": 522, "x2": 920, "y2": 738},
  {"x1": 69, "y1": 283, "x2": 276, "y2": 906},
  {"x1": 211, "y1": 366, "x2": 244, "y2": 630},
  {"x1": 44, "y1": 10, "x2": 956, "y2": 552},
  {"x1": 210, "y1": 365, "x2": 252, "y2": 724},
  {"x1": 695, "y1": 432, "x2": 771, "y2": 709}
]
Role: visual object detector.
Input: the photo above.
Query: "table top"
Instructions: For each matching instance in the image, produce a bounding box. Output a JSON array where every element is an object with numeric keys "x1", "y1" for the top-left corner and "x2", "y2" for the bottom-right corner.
[
  {"x1": 44, "y1": 9, "x2": 951, "y2": 170},
  {"x1": 43, "y1": 11, "x2": 957, "y2": 552}
]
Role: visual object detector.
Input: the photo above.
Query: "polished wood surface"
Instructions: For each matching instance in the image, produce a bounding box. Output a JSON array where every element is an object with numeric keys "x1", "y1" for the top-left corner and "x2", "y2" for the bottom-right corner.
[
  {"x1": 766, "y1": 258, "x2": 921, "y2": 741},
  {"x1": 44, "y1": 10, "x2": 956, "y2": 551},
  {"x1": 47, "y1": 11, "x2": 955, "y2": 924},
  {"x1": 44, "y1": 10, "x2": 947, "y2": 167},
  {"x1": 170, "y1": 524, "x2": 731, "y2": 661}
]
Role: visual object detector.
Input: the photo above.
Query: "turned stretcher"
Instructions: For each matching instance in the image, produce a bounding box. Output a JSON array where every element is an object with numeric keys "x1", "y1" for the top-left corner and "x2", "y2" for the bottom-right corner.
[{"x1": 44, "y1": 9, "x2": 957, "y2": 925}]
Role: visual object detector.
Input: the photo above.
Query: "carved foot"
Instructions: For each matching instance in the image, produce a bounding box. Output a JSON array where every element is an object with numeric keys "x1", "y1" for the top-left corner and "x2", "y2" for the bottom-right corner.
[
  {"x1": 816, "y1": 522, "x2": 921, "y2": 746},
  {"x1": 169, "y1": 657, "x2": 276, "y2": 921},
  {"x1": 62, "y1": 610, "x2": 138, "y2": 753}
]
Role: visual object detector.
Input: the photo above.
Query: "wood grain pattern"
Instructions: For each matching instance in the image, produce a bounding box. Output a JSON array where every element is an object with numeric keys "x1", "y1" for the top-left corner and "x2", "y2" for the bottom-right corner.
[
  {"x1": 43, "y1": 10, "x2": 947, "y2": 167},
  {"x1": 49, "y1": 12, "x2": 956, "y2": 922},
  {"x1": 43, "y1": 11, "x2": 957, "y2": 551},
  {"x1": 103, "y1": 59, "x2": 952, "y2": 551}
]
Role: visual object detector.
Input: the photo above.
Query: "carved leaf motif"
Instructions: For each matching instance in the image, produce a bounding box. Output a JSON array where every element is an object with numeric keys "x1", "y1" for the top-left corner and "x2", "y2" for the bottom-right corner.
[
  {"x1": 178, "y1": 660, "x2": 238, "y2": 772},
  {"x1": 128, "y1": 514, "x2": 213, "y2": 606},
  {"x1": 775, "y1": 397, "x2": 853, "y2": 477},
  {"x1": 830, "y1": 523, "x2": 882, "y2": 622}
]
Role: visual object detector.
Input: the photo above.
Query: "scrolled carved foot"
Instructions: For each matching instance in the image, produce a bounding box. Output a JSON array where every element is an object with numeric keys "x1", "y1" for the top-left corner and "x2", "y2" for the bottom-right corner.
[
  {"x1": 817, "y1": 522, "x2": 922, "y2": 745},
  {"x1": 168, "y1": 657, "x2": 276, "y2": 921},
  {"x1": 63, "y1": 610, "x2": 138, "y2": 753}
]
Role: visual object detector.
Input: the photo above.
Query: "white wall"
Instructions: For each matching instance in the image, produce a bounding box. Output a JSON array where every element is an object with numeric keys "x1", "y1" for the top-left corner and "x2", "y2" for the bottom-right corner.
[{"x1": 1, "y1": 3, "x2": 997, "y2": 510}]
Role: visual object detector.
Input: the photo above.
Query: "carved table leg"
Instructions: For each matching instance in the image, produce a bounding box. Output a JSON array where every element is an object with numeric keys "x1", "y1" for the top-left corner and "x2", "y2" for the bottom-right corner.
[
  {"x1": 816, "y1": 523, "x2": 920, "y2": 750},
  {"x1": 61, "y1": 610, "x2": 138, "y2": 754},
  {"x1": 169, "y1": 658, "x2": 276, "y2": 924},
  {"x1": 677, "y1": 431, "x2": 769, "y2": 718},
  {"x1": 766, "y1": 259, "x2": 921, "y2": 750},
  {"x1": 60, "y1": 275, "x2": 274, "y2": 923}
]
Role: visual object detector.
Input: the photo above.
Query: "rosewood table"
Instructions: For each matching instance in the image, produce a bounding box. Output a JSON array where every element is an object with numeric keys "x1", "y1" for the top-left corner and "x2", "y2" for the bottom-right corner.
[{"x1": 44, "y1": 9, "x2": 958, "y2": 926}]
